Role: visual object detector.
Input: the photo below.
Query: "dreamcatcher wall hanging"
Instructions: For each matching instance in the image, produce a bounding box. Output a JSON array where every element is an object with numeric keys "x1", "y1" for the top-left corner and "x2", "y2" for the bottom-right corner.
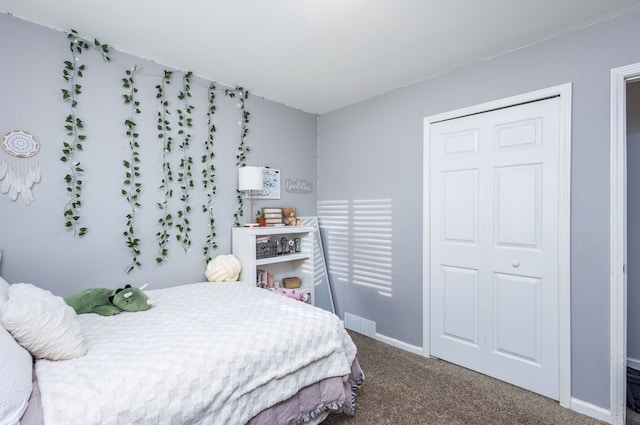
[{"x1": 0, "y1": 129, "x2": 42, "y2": 205}]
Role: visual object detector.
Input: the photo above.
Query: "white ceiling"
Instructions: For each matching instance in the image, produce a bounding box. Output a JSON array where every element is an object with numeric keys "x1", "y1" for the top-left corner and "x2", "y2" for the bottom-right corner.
[{"x1": 2, "y1": 0, "x2": 640, "y2": 114}]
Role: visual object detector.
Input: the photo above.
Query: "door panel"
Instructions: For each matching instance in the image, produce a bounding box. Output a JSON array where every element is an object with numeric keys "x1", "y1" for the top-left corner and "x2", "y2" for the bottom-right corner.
[
  {"x1": 442, "y1": 170, "x2": 479, "y2": 244},
  {"x1": 442, "y1": 265, "x2": 479, "y2": 346},
  {"x1": 493, "y1": 273, "x2": 541, "y2": 363},
  {"x1": 494, "y1": 118, "x2": 542, "y2": 151},
  {"x1": 442, "y1": 129, "x2": 479, "y2": 156},
  {"x1": 494, "y1": 164, "x2": 541, "y2": 248},
  {"x1": 430, "y1": 97, "x2": 560, "y2": 400}
]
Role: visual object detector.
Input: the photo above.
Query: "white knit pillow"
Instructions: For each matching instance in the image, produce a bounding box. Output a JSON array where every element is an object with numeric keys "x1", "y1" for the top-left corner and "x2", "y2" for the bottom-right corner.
[
  {"x1": 205, "y1": 254, "x2": 242, "y2": 282},
  {"x1": 1, "y1": 283, "x2": 87, "y2": 360}
]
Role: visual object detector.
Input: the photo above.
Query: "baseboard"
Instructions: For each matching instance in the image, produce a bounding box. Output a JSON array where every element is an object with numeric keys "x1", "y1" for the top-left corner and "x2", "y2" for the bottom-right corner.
[
  {"x1": 374, "y1": 332, "x2": 424, "y2": 356},
  {"x1": 628, "y1": 357, "x2": 640, "y2": 371},
  {"x1": 570, "y1": 397, "x2": 611, "y2": 423},
  {"x1": 342, "y1": 321, "x2": 424, "y2": 356}
]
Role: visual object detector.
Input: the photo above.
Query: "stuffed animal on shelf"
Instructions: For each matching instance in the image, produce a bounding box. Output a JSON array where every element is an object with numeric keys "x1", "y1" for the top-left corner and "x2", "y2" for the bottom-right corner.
[
  {"x1": 64, "y1": 284, "x2": 153, "y2": 316},
  {"x1": 272, "y1": 287, "x2": 310, "y2": 303},
  {"x1": 283, "y1": 207, "x2": 301, "y2": 226}
]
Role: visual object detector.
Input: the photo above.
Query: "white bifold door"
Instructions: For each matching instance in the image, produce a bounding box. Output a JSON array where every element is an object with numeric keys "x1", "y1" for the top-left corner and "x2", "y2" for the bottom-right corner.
[{"x1": 429, "y1": 97, "x2": 560, "y2": 400}]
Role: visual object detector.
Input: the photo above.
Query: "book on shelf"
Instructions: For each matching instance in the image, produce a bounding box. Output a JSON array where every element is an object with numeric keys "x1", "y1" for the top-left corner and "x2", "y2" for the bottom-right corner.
[{"x1": 256, "y1": 269, "x2": 277, "y2": 289}]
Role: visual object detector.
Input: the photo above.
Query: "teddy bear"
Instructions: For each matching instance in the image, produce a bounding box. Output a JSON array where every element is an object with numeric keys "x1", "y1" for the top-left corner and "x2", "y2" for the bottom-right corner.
[
  {"x1": 64, "y1": 284, "x2": 153, "y2": 316},
  {"x1": 283, "y1": 207, "x2": 301, "y2": 226}
]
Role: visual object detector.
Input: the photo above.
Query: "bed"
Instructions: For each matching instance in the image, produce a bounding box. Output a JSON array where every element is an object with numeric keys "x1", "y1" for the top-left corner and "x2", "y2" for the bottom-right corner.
[{"x1": 0, "y1": 278, "x2": 363, "y2": 425}]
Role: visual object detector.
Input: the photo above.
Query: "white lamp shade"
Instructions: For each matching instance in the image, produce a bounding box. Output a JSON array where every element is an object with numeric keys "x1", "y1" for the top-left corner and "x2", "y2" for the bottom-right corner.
[{"x1": 238, "y1": 166, "x2": 264, "y2": 191}]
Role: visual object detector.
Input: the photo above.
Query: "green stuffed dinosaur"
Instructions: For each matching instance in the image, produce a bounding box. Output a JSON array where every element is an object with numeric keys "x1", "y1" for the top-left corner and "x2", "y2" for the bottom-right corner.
[{"x1": 65, "y1": 284, "x2": 153, "y2": 316}]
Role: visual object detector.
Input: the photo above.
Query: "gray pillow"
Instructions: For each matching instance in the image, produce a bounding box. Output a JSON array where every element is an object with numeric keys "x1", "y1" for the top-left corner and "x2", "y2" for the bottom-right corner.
[
  {"x1": 0, "y1": 324, "x2": 33, "y2": 425},
  {"x1": 0, "y1": 275, "x2": 9, "y2": 314}
]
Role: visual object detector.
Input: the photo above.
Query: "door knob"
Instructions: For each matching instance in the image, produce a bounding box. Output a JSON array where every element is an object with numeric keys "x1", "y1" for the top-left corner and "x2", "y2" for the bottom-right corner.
[{"x1": 512, "y1": 261, "x2": 520, "y2": 268}]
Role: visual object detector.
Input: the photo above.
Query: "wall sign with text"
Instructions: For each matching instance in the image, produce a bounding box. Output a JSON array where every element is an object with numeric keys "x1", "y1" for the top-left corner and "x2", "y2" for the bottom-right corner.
[{"x1": 285, "y1": 179, "x2": 312, "y2": 194}]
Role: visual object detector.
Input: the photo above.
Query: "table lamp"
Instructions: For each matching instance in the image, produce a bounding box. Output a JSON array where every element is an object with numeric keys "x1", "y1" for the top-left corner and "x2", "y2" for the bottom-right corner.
[{"x1": 238, "y1": 166, "x2": 264, "y2": 226}]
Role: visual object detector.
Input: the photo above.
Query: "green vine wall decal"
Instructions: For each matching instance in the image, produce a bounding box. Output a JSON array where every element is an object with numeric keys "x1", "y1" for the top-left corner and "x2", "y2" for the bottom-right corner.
[
  {"x1": 122, "y1": 66, "x2": 142, "y2": 273},
  {"x1": 155, "y1": 70, "x2": 174, "y2": 264},
  {"x1": 61, "y1": 29, "x2": 111, "y2": 237},
  {"x1": 225, "y1": 87, "x2": 251, "y2": 227},
  {"x1": 202, "y1": 83, "x2": 218, "y2": 263},
  {"x1": 57, "y1": 27, "x2": 258, "y2": 267},
  {"x1": 176, "y1": 71, "x2": 194, "y2": 252}
]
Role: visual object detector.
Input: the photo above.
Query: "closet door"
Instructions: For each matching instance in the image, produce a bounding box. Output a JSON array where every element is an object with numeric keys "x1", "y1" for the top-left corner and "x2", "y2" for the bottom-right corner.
[{"x1": 429, "y1": 97, "x2": 560, "y2": 400}]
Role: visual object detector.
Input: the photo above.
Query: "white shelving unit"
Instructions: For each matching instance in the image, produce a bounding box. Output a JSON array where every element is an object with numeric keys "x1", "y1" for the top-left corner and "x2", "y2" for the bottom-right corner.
[{"x1": 232, "y1": 226, "x2": 315, "y2": 304}]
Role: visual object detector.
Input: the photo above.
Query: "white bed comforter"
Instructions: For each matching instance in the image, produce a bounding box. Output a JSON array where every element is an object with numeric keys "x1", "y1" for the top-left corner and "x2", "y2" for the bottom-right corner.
[{"x1": 35, "y1": 282, "x2": 356, "y2": 425}]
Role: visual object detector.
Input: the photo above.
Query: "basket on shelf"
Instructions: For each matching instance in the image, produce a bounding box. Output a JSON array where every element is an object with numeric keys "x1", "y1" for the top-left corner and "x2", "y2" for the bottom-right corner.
[
  {"x1": 256, "y1": 239, "x2": 277, "y2": 259},
  {"x1": 283, "y1": 277, "x2": 301, "y2": 289}
]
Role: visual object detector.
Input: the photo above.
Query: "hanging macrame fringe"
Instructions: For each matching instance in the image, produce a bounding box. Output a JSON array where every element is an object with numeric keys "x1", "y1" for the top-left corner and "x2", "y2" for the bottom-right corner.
[{"x1": 0, "y1": 129, "x2": 42, "y2": 205}]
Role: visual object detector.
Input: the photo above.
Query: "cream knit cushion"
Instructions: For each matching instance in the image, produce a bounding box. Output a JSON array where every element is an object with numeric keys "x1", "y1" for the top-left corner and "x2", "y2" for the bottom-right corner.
[{"x1": 205, "y1": 255, "x2": 242, "y2": 282}]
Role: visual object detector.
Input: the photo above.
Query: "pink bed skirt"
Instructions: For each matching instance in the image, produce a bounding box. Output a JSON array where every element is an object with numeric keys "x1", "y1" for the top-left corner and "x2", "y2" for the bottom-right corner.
[{"x1": 248, "y1": 358, "x2": 364, "y2": 425}]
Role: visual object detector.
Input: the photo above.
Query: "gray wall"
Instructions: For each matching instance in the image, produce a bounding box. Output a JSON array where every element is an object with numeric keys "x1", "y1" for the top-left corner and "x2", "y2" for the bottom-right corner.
[
  {"x1": 319, "y1": 10, "x2": 640, "y2": 408},
  {"x1": 628, "y1": 81, "x2": 640, "y2": 364},
  {"x1": 0, "y1": 13, "x2": 318, "y2": 295},
  {"x1": 5, "y1": 6, "x2": 640, "y2": 411}
]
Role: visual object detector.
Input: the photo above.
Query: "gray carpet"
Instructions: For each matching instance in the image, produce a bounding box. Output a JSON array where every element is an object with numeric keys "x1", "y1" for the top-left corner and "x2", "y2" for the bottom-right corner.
[{"x1": 323, "y1": 331, "x2": 606, "y2": 425}]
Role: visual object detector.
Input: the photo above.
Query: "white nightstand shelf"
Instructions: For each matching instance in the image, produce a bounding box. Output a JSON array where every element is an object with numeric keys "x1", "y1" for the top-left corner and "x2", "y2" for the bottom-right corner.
[{"x1": 232, "y1": 226, "x2": 315, "y2": 304}]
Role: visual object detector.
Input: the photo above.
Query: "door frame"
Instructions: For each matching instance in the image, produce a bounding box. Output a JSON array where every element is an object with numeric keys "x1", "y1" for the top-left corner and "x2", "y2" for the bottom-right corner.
[
  {"x1": 610, "y1": 62, "x2": 640, "y2": 425},
  {"x1": 422, "y1": 83, "x2": 572, "y2": 408}
]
